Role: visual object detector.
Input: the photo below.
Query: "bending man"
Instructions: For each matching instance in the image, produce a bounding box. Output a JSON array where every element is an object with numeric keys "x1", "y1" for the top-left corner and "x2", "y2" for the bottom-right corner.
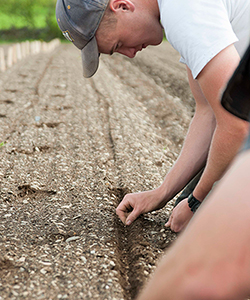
[{"x1": 56, "y1": 0, "x2": 250, "y2": 232}]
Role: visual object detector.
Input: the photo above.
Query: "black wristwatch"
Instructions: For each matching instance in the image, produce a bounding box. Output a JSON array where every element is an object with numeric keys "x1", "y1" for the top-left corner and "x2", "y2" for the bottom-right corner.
[{"x1": 188, "y1": 193, "x2": 201, "y2": 213}]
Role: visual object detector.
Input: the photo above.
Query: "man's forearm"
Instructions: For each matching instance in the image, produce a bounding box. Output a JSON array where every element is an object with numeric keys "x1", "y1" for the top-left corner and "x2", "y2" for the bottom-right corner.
[
  {"x1": 193, "y1": 44, "x2": 246, "y2": 201},
  {"x1": 159, "y1": 106, "x2": 216, "y2": 202},
  {"x1": 193, "y1": 121, "x2": 249, "y2": 201}
]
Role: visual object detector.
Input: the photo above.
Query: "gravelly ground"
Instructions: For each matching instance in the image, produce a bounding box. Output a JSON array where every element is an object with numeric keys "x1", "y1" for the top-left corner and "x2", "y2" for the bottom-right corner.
[{"x1": 0, "y1": 41, "x2": 194, "y2": 300}]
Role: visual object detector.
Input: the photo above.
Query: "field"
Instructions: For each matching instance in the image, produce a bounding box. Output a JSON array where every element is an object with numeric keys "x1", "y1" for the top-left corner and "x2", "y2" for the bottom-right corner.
[
  {"x1": 0, "y1": 41, "x2": 194, "y2": 299},
  {"x1": 0, "y1": 1, "x2": 60, "y2": 43}
]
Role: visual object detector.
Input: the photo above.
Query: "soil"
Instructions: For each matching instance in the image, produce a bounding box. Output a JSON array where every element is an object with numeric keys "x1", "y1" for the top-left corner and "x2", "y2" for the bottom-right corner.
[{"x1": 0, "y1": 41, "x2": 194, "y2": 300}]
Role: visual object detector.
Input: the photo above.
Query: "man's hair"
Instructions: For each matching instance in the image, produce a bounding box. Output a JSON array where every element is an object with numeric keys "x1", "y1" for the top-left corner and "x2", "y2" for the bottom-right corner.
[{"x1": 97, "y1": 4, "x2": 117, "y2": 36}]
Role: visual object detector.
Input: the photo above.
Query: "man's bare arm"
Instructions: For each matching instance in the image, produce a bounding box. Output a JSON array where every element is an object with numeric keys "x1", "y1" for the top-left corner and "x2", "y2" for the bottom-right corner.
[
  {"x1": 116, "y1": 77, "x2": 216, "y2": 225},
  {"x1": 193, "y1": 44, "x2": 249, "y2": 201},
  {"x1": 117, "y1": 45, "x2": 246, "y2": 227},
  {"x1": 166, "y1": 45, "x2": 249, "y2": 232}
]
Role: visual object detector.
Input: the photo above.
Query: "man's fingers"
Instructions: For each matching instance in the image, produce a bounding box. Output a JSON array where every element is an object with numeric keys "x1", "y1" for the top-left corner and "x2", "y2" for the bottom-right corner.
[
  {"x1": 116, "y1": 198, "x2": 134, "y2": 225},
  {"x1": 116, "y1": 206, "x2": 139, "y2": 226},
  {"x1": 116, "y1": 199, "x2": 141, "y2": 226},
  {"x1": 125, "y1": 210, "x2": 139, "y2": 226},
  {"x1": 165, "y1": 214, "x2": 173, "y2": 227},
  {"x1": 165, "y1": 220, "x2": 170, "y2": 227},
  {"x1": 116, "y1": 206, "x2": 128, "y2": 224}
]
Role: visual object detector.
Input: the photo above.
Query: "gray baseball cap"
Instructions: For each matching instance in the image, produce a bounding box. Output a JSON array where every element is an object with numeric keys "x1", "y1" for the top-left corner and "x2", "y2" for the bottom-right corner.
[{"x1": 56, "y1": 0, "x2": 109, "y2": 77}]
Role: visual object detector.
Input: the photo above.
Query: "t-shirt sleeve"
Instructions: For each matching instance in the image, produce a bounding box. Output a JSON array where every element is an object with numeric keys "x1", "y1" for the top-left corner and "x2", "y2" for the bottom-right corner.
[
  {"x1": 221, "y1": 44, "x2": 250, "y2": 121},
  {"x1": 161, "y1": 0, "x2": 238, "y2": 79}
]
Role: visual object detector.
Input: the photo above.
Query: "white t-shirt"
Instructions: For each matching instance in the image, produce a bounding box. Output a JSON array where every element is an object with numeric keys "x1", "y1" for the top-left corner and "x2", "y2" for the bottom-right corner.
[{"x1": 158, "y1": 0, "x2": 250, "y2": 79}]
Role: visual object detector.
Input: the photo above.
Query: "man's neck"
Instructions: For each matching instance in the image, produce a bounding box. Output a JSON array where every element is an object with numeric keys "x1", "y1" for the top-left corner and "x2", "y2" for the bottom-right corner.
[{"x1": 137, "y1": 0, "x2": 160, "y2": 19}]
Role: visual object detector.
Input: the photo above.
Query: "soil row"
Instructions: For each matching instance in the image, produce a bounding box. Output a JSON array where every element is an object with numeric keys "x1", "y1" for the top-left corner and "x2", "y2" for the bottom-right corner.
[{"x1": 0, "y1": 43, "x2": 192, "y2": 299}]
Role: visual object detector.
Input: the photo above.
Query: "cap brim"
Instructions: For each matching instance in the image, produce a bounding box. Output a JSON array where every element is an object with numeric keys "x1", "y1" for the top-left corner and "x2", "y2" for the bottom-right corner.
[{"x1": 81, "y1": 37, "x2": 99, "y2": 78}]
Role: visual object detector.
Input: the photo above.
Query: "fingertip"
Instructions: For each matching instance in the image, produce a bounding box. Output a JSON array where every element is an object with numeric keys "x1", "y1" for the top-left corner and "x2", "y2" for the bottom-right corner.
[
  {"x1": 119, "y1": 216, "x2": 127, "y2": 226},
  {"x1": 126, "y1": 210, "x2": 139, "y2": 226},
  {"x1": 116, "y1": 203, "x2": 122, "y2": 211},
  {"x1": 126, "y1": 219, "x2": 132, "y2": 226},
  {"x1": 116, "y1": 210, "x2": 126, "y2": 225},
  {"x1": 115, "y1": 208, "x2": 121, "y2": 219}
]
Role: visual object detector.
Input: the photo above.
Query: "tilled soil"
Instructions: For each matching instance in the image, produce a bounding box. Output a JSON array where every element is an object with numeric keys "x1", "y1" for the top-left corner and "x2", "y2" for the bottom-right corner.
[{"x1": 0, "y1": 42, "x2": 194, "y2": 300}]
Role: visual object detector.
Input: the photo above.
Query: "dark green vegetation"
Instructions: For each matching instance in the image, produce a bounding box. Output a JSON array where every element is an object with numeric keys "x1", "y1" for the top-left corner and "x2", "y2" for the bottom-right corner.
[{"x1": 0, "y1": 0, "x2": 62, "y2": 42}]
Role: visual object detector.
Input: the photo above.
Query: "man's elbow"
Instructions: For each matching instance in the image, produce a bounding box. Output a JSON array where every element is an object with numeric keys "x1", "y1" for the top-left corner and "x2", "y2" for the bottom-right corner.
[
  {"x1": 237, "y1": 120, "x2": 250, "y2": 136},
  {"x1": 219, "y1": 118, "x2": 249, "y2": 141},
  {"x1": 234, "y1": 121, "x2": 249, "y2": 142}
]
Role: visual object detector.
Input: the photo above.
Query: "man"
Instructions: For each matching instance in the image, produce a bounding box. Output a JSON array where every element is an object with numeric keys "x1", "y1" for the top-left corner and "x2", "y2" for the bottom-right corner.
[
  {"x1": 136, "y1": 43, "x2": 250, "y2": 300},
  {"x1": 56, "y1": 0, "x2": 250, "y2": 232}
]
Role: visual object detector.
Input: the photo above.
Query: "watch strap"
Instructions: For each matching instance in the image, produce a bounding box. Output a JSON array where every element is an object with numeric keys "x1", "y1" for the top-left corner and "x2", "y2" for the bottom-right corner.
[{"x1": 188, "y1": 193, "x2": 201, "y2": 213}]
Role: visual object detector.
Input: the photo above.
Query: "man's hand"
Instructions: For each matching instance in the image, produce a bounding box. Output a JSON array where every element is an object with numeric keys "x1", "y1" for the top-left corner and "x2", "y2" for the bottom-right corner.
[
  {"x1": 165, "y1": 199, "x2": 193, "y2": 232},
  {"x1": 116, "y1": 189, "x2": 166, "y2": 226}
]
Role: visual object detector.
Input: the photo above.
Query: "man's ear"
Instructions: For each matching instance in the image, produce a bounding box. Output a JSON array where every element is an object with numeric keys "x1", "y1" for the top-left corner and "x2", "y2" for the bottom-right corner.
[{"x1": 109, "y1": 0, "x2": 135, "y2": 12}]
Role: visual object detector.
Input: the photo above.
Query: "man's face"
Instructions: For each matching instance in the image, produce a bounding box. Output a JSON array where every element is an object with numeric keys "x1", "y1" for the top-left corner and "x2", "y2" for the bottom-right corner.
[{"x1": 96, "y1": 8, "x2": 163, "y2": 58}]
